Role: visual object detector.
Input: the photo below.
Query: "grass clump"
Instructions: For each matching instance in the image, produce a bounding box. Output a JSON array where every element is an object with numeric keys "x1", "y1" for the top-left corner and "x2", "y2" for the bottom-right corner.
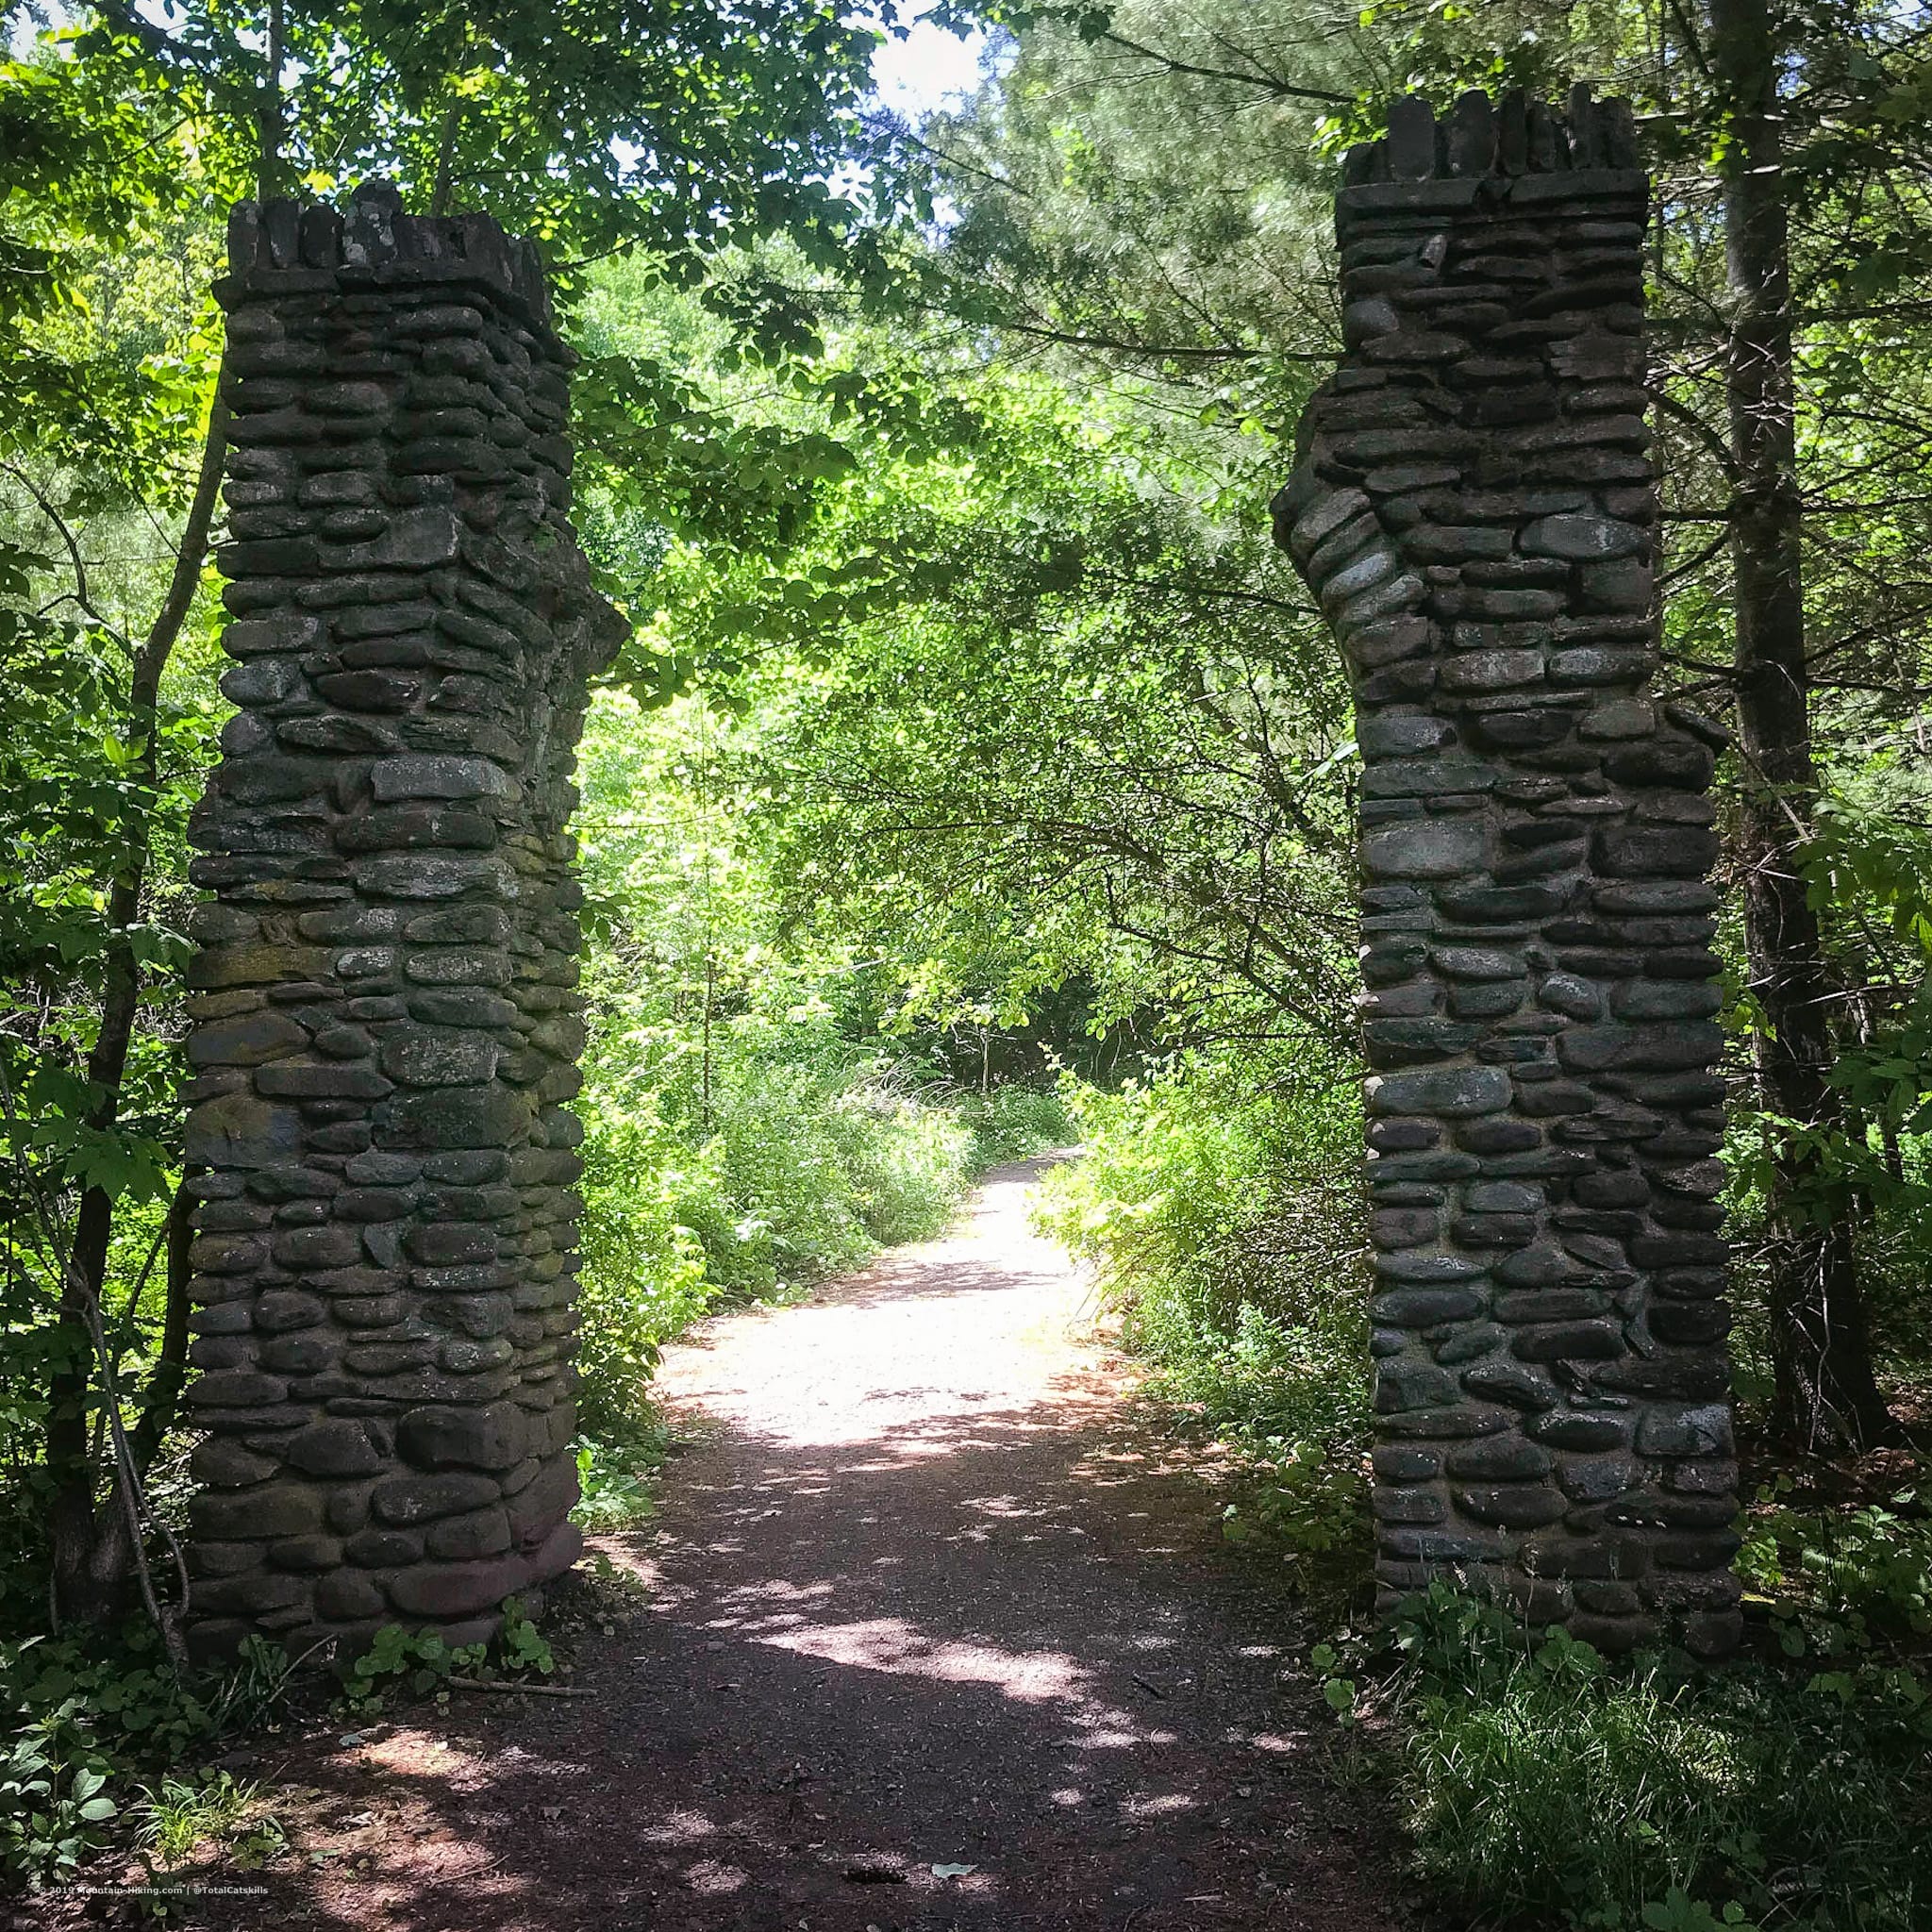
[
  {"x1": 1319, "y1": 1582, "x2": 1931, "y2": 1932},
  {"x1": 136, "y1": 1768, "x2": 285, "y2": 1875}
]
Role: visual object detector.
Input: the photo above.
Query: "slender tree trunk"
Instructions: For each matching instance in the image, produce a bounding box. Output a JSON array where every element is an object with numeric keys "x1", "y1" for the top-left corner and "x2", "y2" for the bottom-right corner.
[
  {"x1": 701, "y1": 954, "x2": 714, "y2": 1135},
  {"x1": 1707, "y1": 0, "x2": 1894, "y2": 1450},
  {"x1": 430, "y1": 95, "x2": 462, "y2": 217},
  {"x1": 257, "y1": 0, "x2": 286, "y2": 202},
  {"x1": 129, "y1": 1181, "x2": 193, "y2": 1478},
  {"x1": 47, "y1": 395, "x2": 230, "y2": 1620}
]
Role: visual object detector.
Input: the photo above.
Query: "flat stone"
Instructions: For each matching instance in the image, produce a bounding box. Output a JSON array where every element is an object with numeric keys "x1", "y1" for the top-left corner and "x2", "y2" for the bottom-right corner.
[
  {"x1": 186, "y1": 1010, "x2": 309, "y2": 1069},
  {"x1": 1460, "y1": 1360, "x2": 1560, "y2": 1410},
  {"x1": 1367, "y1": 1066, "x2": 1512, "y2": 1118},
  {"x1": 1433, "y1": 1322, "x2": 1505, "y2": 1365},
  {"x1": 1361, "y1": 818, "x2": 1487, "y2": 880},
  {"x1": 1455, "y1": 1484, "x2": 1568, "y2": 1528},
  {"x1": 370, "y1": 753, "x2": 514, "y2": 803},
  {"x1": 1557, "y1": 1455, "x2": 1637, "y2": 1502},
  {"x1": 1357, "y1": 712, "x2": 1451, "y2": 757},
  {"x1": 182, "y1": 1091, "x2": 307, "y2": 1171},
  {"x1": 1528, "y1": 1409, "x2": 1632, "y2": 1451},
  {"x1": 1371, "y1": 1286, "x2": 1487, "y2": 1326},
  {"x1": 1431, "y1": 945, "x2": 1524, "y2": 981},
  {"x1": 1538, "y1": 972, "x2": 1603, "y2": 1018},
  {"x1": 1522, "y1": 513, "x2": 1644, "y2": 559},
  {"x1": 380, "y1": 1028, "x2": 503, "y2": 1087},
  {"x1": 395, "y1": 1401, "x2": 526, "y2": 1474},
  {"x1": 1438, "y1": 649, "x2": 1545, "y2": 691},
  {"x1": 254, "y1": 1290, "x2": 327, "y2": 1332},
  {"x1": 1508, "y1": 1315, "x2": 1624, "y2": 1362},
  {"x1": 1634, "y1": 1403, "x2": 1733, "y2": 1457},
  {"x1": 382, "y1": 1082, "x2": 531, "y2": 1149},
  {"x1": 190, "y1": 1482, "x2": 323, "y2": 1541},
  {"x1": 385, "y1": 1551, "x2": 535, "y2": 1619},
  {"x1": 371, "y1": 1471, "x2": 503, "y2": 1527},
  {"x1": 1578, "y1": 698, "x2": 1654, "y2": 739},
  {"x1": 1444, "y1": 1436, "x2": 1552, "y2": 1479},
  {"x1": 285, "y1": 1420, "x2": 385, "y2": 1477},
  {"x1": 272, "y1": 1226, "x2": 361, "y2": 1270},
  {"x1": 1595, "y1": 824, "x2": 1720, "y2": 877},
  {"x1": 1465, "y1": 1182, "x2": 1541, "y2": 1212}
]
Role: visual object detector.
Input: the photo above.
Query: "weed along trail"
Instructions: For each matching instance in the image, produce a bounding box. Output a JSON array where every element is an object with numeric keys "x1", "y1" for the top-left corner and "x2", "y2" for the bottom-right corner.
[{"x1": 183, "y1": 1158, "x2": 1406, "y2": 1932}]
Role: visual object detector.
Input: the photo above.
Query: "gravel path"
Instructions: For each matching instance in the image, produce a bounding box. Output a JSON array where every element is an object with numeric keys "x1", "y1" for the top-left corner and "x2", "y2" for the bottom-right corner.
[{"x1": 174, "y1": 1157, "x2": 1405, "y2": 1932}]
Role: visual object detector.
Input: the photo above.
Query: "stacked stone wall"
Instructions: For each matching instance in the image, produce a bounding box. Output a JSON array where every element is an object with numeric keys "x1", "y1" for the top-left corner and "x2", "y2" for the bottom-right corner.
[
  {"x1": 1276, "y1": 90, "x2": 1740, "y2": 1654},
  {"x1": 180, "y1": 185, "x2": 625, "y2": 1659}
]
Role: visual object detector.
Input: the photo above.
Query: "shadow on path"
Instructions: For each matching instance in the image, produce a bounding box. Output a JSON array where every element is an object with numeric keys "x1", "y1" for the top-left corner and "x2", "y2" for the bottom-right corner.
[{"x1": 175, "y1": 1160, "x2": 1404, "y2": 1932}]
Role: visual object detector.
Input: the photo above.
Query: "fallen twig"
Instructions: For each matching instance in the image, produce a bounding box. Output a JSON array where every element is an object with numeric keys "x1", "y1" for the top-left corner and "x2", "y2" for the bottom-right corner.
[{"x1": 445, "y1": 1675, "x2": 591, "y2": 1698}]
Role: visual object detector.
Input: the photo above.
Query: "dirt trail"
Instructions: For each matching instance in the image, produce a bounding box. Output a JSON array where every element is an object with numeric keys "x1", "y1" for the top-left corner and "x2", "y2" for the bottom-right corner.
[{"x1": 182, "y1": 1158, "x2": 1406, "y2": 1932}]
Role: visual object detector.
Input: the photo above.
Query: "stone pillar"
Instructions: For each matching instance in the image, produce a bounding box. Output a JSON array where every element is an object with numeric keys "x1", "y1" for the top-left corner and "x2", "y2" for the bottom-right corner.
[
  {"x1": 1276, "y1": 90, "x2": 1740, "y2": 1655},
  {"x1": 180, "y1": 185, "x2": 625, "y2": 1660}
]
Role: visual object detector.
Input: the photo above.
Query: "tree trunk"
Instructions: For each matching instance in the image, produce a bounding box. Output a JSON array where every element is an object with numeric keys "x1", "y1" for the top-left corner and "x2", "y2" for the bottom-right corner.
[
  {"x1": 1707, "y1": 0, "x2": 1894, "y2": 1450},
  {"x1": 47, "y1": 394, "x2": 230, "y2": 1621},
  {"x1": 257, "y1": 0, "x2": 286, "y2": 203},
  {"x1": 129, "y1": 1180, "x2": 194, "y2": 1478}
]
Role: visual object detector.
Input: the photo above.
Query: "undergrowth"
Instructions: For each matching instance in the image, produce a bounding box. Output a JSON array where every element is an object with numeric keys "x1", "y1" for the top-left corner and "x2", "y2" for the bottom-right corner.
[
  {"x1": 1314, "y1": 1561, "x2": 1932, "y2": 1932},
  {"x1": 1035, "y1": 1050, "x2": 1372, "y2": 1583},
  {"x1": 339, "y1": 1594, "x2": 554, "y2": 1717},
  {"x1": 0, "y1": 1591, "x2": 574, "y2": 1893},
  {"x1": 0, "y1": 1621, "x2": 291, "y2": 1890}
]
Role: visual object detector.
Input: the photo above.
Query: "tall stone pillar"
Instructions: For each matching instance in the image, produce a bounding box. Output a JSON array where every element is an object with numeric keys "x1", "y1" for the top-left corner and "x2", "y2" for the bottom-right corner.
[
  {"x1": 180, "y1": 185, "x2": 625, "y2": 1659},
  {"x1": 1277, "y1": 91, "x2": 1740, "y2": 1654}
]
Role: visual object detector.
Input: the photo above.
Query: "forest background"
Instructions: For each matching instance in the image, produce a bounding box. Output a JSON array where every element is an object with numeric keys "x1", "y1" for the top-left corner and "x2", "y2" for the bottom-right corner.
[{"x1": 2, "y1": 0, "x2": 1931, "y2": 1924}]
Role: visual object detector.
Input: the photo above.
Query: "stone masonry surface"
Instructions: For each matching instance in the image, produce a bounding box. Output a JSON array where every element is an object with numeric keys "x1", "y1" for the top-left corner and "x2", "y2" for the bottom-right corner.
[
  {"x1": 1275, "y1": 88, "x2": 1740, "y2": 1655},
  {"x1": 180, "y1": 185, "x2": 625, "y2": 1660}
]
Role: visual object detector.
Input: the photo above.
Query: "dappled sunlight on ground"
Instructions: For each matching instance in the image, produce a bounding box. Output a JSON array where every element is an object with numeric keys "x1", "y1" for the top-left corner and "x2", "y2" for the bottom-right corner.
[{"x1": 166, "y1": 1158, "x2": 1402, "y2": 1932}]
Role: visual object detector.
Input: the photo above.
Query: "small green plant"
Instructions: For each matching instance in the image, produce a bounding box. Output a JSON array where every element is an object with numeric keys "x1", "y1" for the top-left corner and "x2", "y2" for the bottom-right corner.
[
  {"x1": 1641, "y1": 1890, "x2": 1760, "y2": 1932},
  {"x1": 496, "y1": 1596, "x2": 554, "y2": 1676},
  {"x1": 1740, "y1": 1481, "x2": 1931, "y2": 1654},
  {"x1": 1308, "y1": 1641, "x2": 1357, "y2": 1725},
  {"x1": 137, "y1": 1768, "x2": 284, "y2": 1872},
  {"x1": 1221, "y1": 1438, "x2": 1368, "y2": 1573},
  {"x1": 572, "y1": 1432, "x2": 663, "y2": 1531},
  {"x1": 1, "y1": 1697, "x2": 118, "y2": 1887},
  {"x1": 341, "y1": 1597, "x2": 556, "y2": 1714},
  {"x1": 0, "y1": 1621, "x2": 295, "y2": 1889},
  {"x1": 2, "y1": 1624, "x2": 219, "y2": 1764},
  {"x1": 340, "y1": 1625, "x2": 485, "y2": 1715}
]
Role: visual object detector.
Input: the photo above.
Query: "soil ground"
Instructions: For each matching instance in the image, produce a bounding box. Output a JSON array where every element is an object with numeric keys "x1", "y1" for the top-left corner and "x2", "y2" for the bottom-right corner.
[{"x1": 159, "y1": 1157, "x2": 1411, "y2": 1931}]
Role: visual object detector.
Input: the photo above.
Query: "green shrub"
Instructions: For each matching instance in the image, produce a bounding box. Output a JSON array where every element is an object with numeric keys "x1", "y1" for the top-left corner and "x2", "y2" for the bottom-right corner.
[
  {"x1": 958, "y1": 1082, "x2": 1074, "y2": 1165},
  {"x1": 136, "y1": 1768, "x2": 284, "y2": 1875},
  {"x1": 575, "y1": 1098, "x2": 714, "y2": 1441},
  {"x1": 1034, "y1": 1050, "x2": 1371, "y2": 1580},
  {"x1": 575, "y1": 1006, "x2": 1029, "y2": 1443},
  {"x1": 1036, "y1": 1049, "x2": 1369, "y2": 1448},
  {"x1": 826, "y1": 1078, "x2": 979, "y2": 1244},
  {"x1": 1737, "y1": 1483, "x2": 1932, "y2": 1656},
  {"x1": 1325, "y1": 1584, "x2": 1932, "y2": 1932},
  {"x1": 340, "y1": 1596, "x2": 553, "y2": 1718},
  {"x1": 2, "y1": 1697, "x2": 119, "y2": 1887},
  {"x1": 571, "y1": 1433, "x2": 664, "y2": 1531}
]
